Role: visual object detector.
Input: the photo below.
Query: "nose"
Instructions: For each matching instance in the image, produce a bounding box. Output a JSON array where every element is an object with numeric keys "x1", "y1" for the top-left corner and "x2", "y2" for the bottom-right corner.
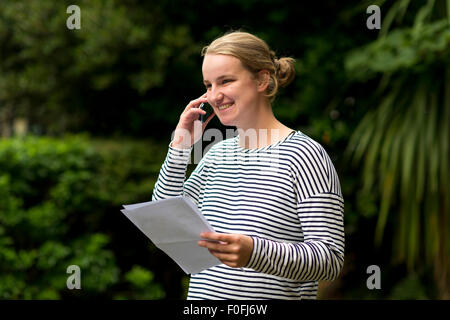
[{"x1": 209, "y1": 85, "x2": 224, "y2": 107}]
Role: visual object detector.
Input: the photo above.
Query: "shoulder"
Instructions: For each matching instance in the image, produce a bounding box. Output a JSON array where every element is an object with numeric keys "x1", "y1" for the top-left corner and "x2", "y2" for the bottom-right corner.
[
  {"x1": 283, "y1": 131, "x2": 342, "y2": 197},
  {"x1": 280, "y1": 131, "x2": 329, "y2": 164}
]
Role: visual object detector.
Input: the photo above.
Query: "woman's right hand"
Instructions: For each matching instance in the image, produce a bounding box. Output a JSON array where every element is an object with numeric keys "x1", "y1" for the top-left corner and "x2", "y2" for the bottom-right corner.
[{"x1": 171, "y1": 93, "x2": 215, "y2": 149}]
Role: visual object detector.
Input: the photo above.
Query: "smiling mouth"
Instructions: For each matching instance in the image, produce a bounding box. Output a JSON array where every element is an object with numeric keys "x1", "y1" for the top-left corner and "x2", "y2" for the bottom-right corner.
[{"x1": 218, "y1": 103, "x2": 234, "y2": 110}]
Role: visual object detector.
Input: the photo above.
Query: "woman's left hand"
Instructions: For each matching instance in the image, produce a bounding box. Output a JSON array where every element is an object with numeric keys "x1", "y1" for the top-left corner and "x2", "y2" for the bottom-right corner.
[{"x1": 198, "y1": 232, "x2": 253, "y2": 268}]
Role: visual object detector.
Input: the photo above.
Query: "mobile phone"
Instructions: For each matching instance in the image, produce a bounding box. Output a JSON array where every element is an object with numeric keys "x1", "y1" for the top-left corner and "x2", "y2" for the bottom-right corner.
[{"x1": 200, "y1": 102, "x2": 215, "y2": 123}]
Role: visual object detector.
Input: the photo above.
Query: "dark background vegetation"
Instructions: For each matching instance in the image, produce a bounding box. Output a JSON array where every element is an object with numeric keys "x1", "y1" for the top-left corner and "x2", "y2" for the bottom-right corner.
[{"x1": 0, "y1": 0, "x2": 449, "y2": 299}]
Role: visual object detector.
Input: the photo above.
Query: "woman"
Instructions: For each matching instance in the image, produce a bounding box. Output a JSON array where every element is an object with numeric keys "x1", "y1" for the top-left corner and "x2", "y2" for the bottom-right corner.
[{"x1": 152, "y1": 31, "x2": 345, "y2": 300}]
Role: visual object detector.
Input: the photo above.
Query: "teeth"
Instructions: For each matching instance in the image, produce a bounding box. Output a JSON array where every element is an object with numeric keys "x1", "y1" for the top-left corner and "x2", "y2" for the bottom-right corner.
[{"x1": 218, "y1": 103, "x2": 233, "y2": 110}]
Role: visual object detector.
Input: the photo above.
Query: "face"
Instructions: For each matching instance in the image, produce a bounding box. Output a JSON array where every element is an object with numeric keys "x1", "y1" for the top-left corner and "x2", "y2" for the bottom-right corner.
[{"x1": 202, "y1": 54, "x2": 265, "y2": 128}]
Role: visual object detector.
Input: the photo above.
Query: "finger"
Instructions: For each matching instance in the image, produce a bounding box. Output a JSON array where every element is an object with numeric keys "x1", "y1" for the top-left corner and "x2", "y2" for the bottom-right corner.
[
  {"x1": 198, "y1": 240, "x2": 231, "y2": 252},
  {"x1": 208, "y1": 250, "x2": 236, "y2": 262},
  {"x1": 200, "y1": 232, "x2": 231, "y2": 243},
  {"x1": 183, "y1": 107, "x2": 207, "y2": 123},
  {"x1": 184, "y1": 97, "x2": 208, "y2": 111},
  {"x1": 207, "y1": 248, "x2": 238, "y2": 260}
]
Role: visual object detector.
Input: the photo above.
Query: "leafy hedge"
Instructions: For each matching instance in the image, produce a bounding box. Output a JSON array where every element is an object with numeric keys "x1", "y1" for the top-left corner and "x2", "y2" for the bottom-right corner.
[{"x1": 0, "y1": 135, "x2": 176, "y2": 299}]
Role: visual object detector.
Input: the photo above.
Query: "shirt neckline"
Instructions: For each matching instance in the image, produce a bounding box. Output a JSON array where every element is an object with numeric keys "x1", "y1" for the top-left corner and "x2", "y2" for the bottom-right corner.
[{"x1": 234, "y1": 130, "x2": 298, "y2": 153}]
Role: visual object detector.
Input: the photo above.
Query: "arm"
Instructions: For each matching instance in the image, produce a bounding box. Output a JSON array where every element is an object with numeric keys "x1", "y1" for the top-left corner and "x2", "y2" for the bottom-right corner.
[
  {"x1": 246, "y1": 192, "x2": 344, "y2": 281},
  {"x1": 151, "y1": 143, "x2": 191, "y2": 201},
  {"x1": 199, "y1": 192, "x2": 344, "y2": 281},
  {"x1": 151, "y1": 92, "x2": 215, "y2": 205},
  {"x1": 199, "y1": 142, "x2": 345, "y2": 282},
  {"x1": 151, "y1": 142, "x2": 208, "y2": 207},
  {"x1": 246, "y1": 143, "x2": 345, "y2": 281}
]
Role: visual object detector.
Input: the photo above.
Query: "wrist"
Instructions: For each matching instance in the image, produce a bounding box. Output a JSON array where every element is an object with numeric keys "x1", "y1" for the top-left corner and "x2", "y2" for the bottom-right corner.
[
  {"x1": 170, "y1": 141, "x2": 191, "y2": 150},
  {"x1": 170, "y1": 134, "x2": 192, "y2": 150}
]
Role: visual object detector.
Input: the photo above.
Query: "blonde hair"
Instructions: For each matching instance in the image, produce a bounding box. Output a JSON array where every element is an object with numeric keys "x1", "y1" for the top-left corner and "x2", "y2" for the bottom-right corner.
[{"x1": 201, "y1": 30, "x2": 296, "y2": 102}]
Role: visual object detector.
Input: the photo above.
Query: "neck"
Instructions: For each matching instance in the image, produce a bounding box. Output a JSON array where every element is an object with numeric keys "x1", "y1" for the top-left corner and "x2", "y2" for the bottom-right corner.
[{"x1": 237, "y1": 100, "x2": 293, "y2": 149}]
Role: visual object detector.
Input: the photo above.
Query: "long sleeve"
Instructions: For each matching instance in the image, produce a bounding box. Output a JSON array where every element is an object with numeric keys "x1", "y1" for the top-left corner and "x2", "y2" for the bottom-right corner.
[
  {"x1": 151, "y1": 142, "x2": 208, "y2": 207},
  {"x1": 245, "y1": 142, "x2": 345, "y2": 282}
]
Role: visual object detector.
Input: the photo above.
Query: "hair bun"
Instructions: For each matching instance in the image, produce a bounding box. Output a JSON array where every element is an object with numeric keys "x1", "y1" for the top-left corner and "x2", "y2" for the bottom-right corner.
[{"x1": 276, "y1": 57, "x2": 296, "y2": 88}]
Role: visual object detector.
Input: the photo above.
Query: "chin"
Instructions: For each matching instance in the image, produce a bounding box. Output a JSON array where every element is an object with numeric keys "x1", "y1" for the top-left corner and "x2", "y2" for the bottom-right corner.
[{"x1": 217, "y1": 116, "x2": 235, "y2": 127}]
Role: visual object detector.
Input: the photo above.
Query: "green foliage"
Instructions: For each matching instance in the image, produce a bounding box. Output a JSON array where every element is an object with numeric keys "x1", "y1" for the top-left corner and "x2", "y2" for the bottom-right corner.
[
  {"x1": 344, "y1": 0, "x2": 450, "y2": 298},
  {"x1": 0, "y1": 0, "x2": 200, "y2": 135},
  {"x1": 181, "y1": 275, "x2": 190, "y2": 299},
  {"x1": 345, "y1": 20, "x2": 449, "y2": 80},
  {"x1": 117, "y1": 265, "x2": 165, "y2": 299},
  {"x1": 389, "y1": 273, "x2": 429, "y2": 300},
  {"x1": 0, "y1": 135, "x2": 168, "y2": 299},
  {"x1": 0, "y1": 0, "x2": 369, "y2": 139}
]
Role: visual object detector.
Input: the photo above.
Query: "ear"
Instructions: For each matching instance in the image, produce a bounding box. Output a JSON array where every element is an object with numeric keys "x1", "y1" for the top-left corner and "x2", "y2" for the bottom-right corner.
[{"x1": 256, "y1": 70, "x2": 270, "y2": 92}]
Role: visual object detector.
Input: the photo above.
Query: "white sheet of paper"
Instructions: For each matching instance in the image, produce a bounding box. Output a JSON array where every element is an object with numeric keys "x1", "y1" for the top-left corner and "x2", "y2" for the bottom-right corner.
[{"x1": 121, "y1": 196, "x2": 220, "y2": 274}]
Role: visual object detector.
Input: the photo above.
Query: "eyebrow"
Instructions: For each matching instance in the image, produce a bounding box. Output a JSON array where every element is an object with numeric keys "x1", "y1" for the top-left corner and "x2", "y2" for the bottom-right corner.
[{"x1": 203, "y1": 75, "x2": 234, "y2": 84}]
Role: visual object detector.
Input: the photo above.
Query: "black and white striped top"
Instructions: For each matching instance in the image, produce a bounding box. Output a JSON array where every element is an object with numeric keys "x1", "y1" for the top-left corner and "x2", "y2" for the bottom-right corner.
[{"x1": 152, "y1": 130, "x2": 345, "y2": 299}]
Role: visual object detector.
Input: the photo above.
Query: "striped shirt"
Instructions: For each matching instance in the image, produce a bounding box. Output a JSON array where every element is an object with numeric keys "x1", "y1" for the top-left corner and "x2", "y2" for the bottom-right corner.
[{"x1": 152, "y1": 130, "x2": 345, "y2": 299}]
